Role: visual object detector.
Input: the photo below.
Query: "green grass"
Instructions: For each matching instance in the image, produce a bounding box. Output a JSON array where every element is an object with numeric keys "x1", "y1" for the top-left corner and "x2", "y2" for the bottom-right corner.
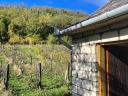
[
  {"x1": 19, "y1": 86, "x2": 68, "y2": 96},
  {"x1": 9, "y1": 70, "x2": 67, "y2": 96},
  {"x1": 0, "y1": 44, "x2": 70, "y2": 96},
  {"x1": 9, "y1": 69, "x2": 68, "y2": 96}
]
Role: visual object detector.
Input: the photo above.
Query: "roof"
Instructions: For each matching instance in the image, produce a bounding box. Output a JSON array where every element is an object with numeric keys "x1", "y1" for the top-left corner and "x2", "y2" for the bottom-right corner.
[
  {"x1": 60, "y1": 0, "x2": 128, "y2": 35},
  {"x1": 91, "y1": 0, "x2": 128, "y2": 18},
  {"x1": 71, "y1": 0, "x2": 128, "y2": 24}
]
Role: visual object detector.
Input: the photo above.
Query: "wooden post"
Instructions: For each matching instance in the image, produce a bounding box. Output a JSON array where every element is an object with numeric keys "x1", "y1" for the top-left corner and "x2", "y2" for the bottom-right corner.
[
  {"x1": 5, "y1": 64, "x2": 10, "y2": 90},
  {"x1": 39, "y1": 63, "x2": 42, "y2": 89},
  {"x1": 36, "y1": 63, "x2": 42, "y2": 89},
  {"x1": 96, "y1": 45, "x2": 106, "y2": 96}
]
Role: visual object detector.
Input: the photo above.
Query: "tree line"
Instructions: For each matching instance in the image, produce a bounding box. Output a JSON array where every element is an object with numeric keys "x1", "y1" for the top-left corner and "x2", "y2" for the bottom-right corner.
[{"x1": 0, "y1": 6, "x2": 87, "y2": 44}]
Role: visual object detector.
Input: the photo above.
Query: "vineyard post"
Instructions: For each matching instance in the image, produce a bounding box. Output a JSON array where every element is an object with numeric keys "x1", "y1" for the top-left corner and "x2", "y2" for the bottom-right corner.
[
  {"x1": 36, "y1": 63, "x2": 42, "y2": 89},
  {"x1": 5, "y1": 64, "x2": 10, "y2": 90},
  {"x1": 38, "y1": 63, "x2": 42, "y2": 89}
]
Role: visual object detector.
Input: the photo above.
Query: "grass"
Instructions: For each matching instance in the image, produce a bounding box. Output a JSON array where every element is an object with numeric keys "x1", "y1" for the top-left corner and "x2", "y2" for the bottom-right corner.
[{"x1": 0, "y1": 44, "x2": 70, "y2": 96}]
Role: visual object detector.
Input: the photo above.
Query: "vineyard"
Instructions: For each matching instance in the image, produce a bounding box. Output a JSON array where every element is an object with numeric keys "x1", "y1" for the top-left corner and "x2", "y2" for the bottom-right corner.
[{"x1": 0, "y1": 44, "x2": 70, "y2": 96}]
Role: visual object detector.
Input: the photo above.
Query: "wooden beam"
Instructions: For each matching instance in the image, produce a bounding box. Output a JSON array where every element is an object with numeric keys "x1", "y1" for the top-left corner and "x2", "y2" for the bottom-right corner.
[{"x1": 96, "y1": 44, "x2": 106, "y2": 96}]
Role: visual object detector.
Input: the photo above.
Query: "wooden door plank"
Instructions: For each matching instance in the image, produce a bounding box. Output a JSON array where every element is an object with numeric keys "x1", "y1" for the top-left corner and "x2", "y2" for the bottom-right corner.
[{"x1": 106, "y1": 48, "x2": 109, "y2": 96}]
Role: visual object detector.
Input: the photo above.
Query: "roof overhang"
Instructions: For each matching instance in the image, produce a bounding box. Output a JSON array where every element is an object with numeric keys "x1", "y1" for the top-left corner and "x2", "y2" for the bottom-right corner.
[{"x1": 60, "y1": 3, "x2": 128, "y2": 35}]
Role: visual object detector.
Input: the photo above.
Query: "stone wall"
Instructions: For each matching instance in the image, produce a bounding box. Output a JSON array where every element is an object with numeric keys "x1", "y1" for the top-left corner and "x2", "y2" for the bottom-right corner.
[
  {"x1": 71, "y1": 39, "x2": 98, "y2": 96},
  {"x1": 71, "y1": 19, "x2": 128, "y2": 96}
]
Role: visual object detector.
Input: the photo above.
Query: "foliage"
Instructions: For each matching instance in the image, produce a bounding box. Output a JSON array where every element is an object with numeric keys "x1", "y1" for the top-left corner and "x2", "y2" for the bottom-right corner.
[
  {"x1": 23, "y1": 35, "x2": 41, "y2": 44},
  {"x1": 0, "y1": 15, "x2": 10, "y2": 43},
  {"x1": 9, "y1": 34, "x2": 22, "y2": 44},
  {"x1": 0, "y1": 6, "x2": 87, "y2": 44},
  {"x1": 47, "y1": 34, "x2": 56, "y2": 44}
]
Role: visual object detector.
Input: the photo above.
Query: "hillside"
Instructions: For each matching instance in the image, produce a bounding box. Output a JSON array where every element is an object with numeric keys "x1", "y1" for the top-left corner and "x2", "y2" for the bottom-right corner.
[
  {"x1": 0, "y1": 6, "x2": 87, "y2": 44},
  {"x1": 0, "y1": 44, "x2": 70, "y2": 96}
]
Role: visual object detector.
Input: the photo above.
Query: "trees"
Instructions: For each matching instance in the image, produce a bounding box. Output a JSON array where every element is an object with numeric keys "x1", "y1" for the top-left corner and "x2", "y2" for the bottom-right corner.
[
  {"x1": 0, "y1": 7, "x2": 87, "y2": 44},
  {"x1": 9, "y1": 17, "x2": 26, "y2": 37},
  {"x1": 0, "y1": 16, "x2": 10, "y2": 43}
]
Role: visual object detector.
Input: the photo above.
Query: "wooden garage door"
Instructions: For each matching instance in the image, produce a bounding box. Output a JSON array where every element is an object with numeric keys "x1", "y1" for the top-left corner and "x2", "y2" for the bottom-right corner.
[{"x1": 106, "y1": 46, "x2": 128, "y2": 96}]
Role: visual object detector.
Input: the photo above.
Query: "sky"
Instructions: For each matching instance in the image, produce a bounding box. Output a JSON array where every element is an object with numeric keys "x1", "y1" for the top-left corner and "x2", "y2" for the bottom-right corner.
[{"x1": 0, "y1": 0, "x2": 108, "y2": 14}]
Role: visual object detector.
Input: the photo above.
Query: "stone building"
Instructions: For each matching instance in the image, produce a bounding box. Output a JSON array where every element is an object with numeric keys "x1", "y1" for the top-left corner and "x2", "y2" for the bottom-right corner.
[{"x1": 60, "y1": 0, "x2": 128, "y2": 96}]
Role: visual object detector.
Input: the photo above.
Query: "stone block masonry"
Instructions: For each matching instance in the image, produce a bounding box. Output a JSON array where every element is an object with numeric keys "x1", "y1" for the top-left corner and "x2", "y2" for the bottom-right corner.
[{"x1": 71, "y1": 43, "x2": 98, "y2": 96}]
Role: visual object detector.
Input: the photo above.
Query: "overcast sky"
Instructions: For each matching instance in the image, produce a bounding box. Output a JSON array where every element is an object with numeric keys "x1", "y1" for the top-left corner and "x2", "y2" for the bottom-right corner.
[{"x1": 0, "y1": 0, "x2": 108, "y2": 14}]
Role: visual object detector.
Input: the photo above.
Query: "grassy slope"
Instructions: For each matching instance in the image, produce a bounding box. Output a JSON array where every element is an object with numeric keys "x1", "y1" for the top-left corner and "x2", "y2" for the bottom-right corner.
[{"x1": 0, "y1": 44, "x2": 70, "y2": 96}]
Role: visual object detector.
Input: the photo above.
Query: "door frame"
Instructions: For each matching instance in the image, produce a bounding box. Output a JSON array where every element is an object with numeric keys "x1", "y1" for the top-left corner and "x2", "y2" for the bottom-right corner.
[
  {"x1": 96, "y1": 44, "x2": 107, "y2": 96},
  {"x1": 96, "y1": 41, "x2": 128, "y2": 96}
]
